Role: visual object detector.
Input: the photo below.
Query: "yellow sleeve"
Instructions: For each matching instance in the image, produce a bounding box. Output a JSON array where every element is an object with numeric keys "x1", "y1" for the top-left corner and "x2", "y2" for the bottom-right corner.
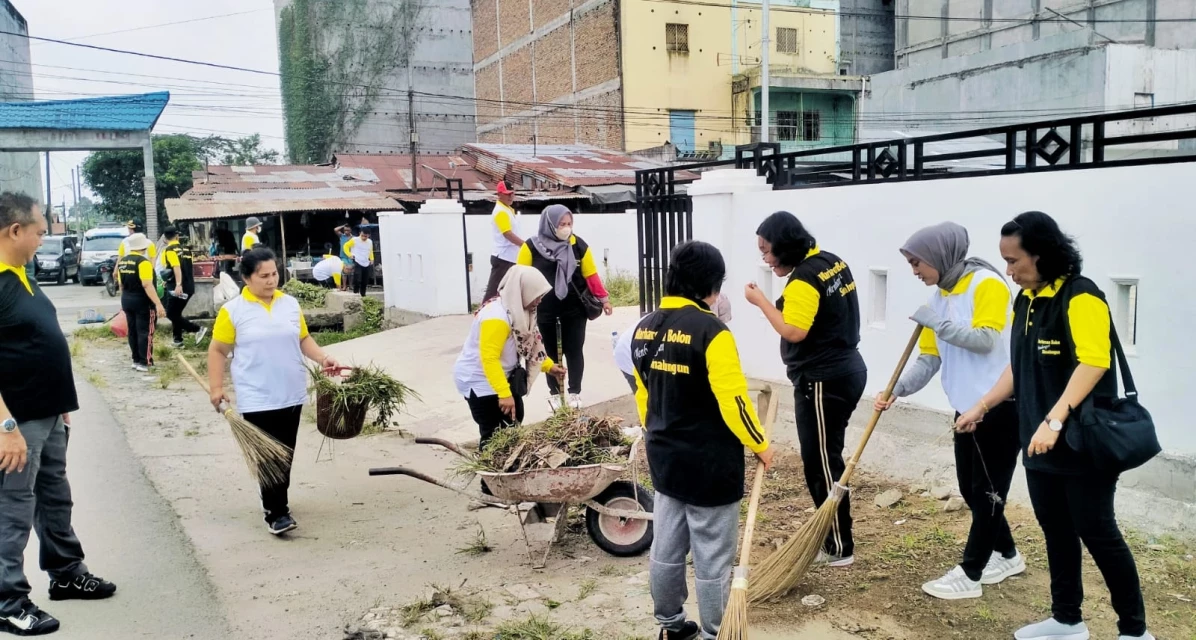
[
  {"x1": 516, "y1": 243, "x2": 532, "y2": 266},
  {"x1": 298, "y1": 312, "x2": 309, "y2": 340},
  {"x1": 918, "y1": 326, "x2": 940, "y2": 358},
  {"x1": 579, "y1": 247, "x2": 599, "y2": 278},
  {"x1": 782, "y1": 279, "x2": 820, "y2": 331},
  {"x1": 212, "y1": 307, "x2": 236, "y2": 345},
  {"x1": 706, "y1": 330, "x2": 768, "y2": 452},
  {"x1": 164, "y1": 249, "x2": 180, "y2": 268},
  {"x1": 332, "y1": 272, "x2": 341, "y2": 288},
  {"x1": 494, "y1": 210, "x2": 512, "y2": 234},
  {"x1": 147, "y1": 244, "x2": 157, "y2": 259},
  {"x1": 343, "y1": 238, "x2": 356, "y2": 253},
  {"x1": 1068, "y1": 293, "x2": 1111, "y2": 368},
  {"x1": 972, "y1": 277, "x2": 1011, "y2": 331},
  {"x1": 137, "y1": 260, "x2": 153, "y2": 282},
  {"x1": 633, "y1": 368, "x2": 648, "y2": 427},
  {"x1": 539, "y1": 357, "x2": 556, "y2": 374},
  {"x1": 368, "y1": 245, "x2": 374, "y2": 262},
  {"x1": 117, "y1": 243, "x2": 126, "y2": 258},
  {"x1": 479, "y1": 318, "x2": 513, "y2": 398}
]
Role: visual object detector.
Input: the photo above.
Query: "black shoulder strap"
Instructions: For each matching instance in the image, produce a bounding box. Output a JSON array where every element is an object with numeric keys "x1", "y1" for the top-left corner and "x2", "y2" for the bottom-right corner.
[{"x1": 1059, "y1": 276, "x2": 1137, "y2": 398}]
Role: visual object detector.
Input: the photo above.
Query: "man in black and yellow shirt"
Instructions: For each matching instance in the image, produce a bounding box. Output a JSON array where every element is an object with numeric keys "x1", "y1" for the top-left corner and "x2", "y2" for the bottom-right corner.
[
  {"x1": 0, "y1": 192, "x2": 117, "y2": 636},
  {"x1": 746, "y1": 211, "x2": 867, "y2": 567},
  {"x1": 160, "y1": 227, "x2": 206, "y2": 347},
  {"x1": 117, "y1": 233, "x2": 167, "y2": 372},
  {"x1": 632, "y1": 241, "x2": 771, "y2": 640}
]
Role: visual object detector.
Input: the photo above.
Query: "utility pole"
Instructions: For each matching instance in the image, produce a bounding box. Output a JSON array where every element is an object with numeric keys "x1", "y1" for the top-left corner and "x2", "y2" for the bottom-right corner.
[
  {"x1": 408, "y1": 57, "x2": 418, "y2": 193},
  {"x1": 44, "y1": 152, "x2": 53, "y2": 231},
  {"x1": 761, "y1": 0, "x2": 771, "y2": 144}
]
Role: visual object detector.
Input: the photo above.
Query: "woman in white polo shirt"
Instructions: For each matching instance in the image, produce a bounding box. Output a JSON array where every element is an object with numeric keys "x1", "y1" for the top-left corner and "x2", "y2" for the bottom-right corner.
[
  {"x1": 207, "y1": 247, "x2": 341, "y2": 536},
  {"x1": 453, "y1": 266, "x2": 565, "y2": 493},
  {"x1": 876, "y1": 222, "x2": 1023, "y2": 600}
]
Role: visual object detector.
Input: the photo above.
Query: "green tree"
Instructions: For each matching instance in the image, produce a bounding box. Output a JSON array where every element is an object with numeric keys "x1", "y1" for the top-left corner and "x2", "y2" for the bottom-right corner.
[{"x1": 81, "y1": 134, "x2": 277, "y2": 230}]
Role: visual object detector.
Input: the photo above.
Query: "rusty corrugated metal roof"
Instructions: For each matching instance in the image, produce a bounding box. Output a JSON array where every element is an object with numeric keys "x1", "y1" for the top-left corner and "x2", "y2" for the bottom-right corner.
[
  {"x1": 333, "y1": 154, "x2": 494, "y2": 192},
  {"x1": 461, "y1": 143, "x2": 694, "y2": 188},
  {"x1": 165, "y1": 196, "x2": 402, "y2": 221}
]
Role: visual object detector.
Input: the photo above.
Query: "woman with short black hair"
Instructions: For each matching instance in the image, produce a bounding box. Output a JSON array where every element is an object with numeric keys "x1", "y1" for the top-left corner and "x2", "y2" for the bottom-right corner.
[
  {"x1": 745, "y1": 211, "x2": 867, "y2": 568},
  {"x1": 957, "y1": 211, "x2": 1151, "y2": 640},
  {"x1": 208, "y1": 247, "x2": 341, "y2": 536}
]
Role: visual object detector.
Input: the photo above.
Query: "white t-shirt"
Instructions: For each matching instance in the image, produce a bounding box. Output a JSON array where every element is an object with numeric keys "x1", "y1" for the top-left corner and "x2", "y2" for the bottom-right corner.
[
  {"x1": 350, "y1": 238, "x2": 374, "y2": 267},
  {"x1": 614, "y1": 320, "x2": 639, "y2": 376},
  {"x1": 312, "y1": 256, "x2": 342, "y2": 282},
  {"x1": 453, "y1": 299, "x2": 518, "y2": 397},
  {"x1": 491, "y1": 202, "x2": 521, "y2": 263}
]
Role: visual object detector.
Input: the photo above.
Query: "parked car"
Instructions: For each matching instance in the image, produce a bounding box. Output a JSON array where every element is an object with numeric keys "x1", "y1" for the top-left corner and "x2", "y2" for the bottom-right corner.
[
  {"x1": 80, "y1": 227, "x2": 128, "y2": 285},
  {"x1": 35, "y1": 235, "x2": 81, "y2": 285}
]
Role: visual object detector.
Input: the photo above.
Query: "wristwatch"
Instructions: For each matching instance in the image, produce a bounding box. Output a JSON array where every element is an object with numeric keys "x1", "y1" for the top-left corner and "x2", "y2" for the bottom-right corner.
[
  {"x1": 1047, "y1": 418, "x2": 1064, "y2": 432},
  {"x1": 1, "y1": 418, "x2": 16, "y2": 433}
]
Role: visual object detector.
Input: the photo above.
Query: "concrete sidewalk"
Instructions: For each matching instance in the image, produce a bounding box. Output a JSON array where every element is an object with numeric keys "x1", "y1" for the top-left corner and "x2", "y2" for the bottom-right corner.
[{"x1": 324, "y1": 306, "x2": 642, "y2": 443}]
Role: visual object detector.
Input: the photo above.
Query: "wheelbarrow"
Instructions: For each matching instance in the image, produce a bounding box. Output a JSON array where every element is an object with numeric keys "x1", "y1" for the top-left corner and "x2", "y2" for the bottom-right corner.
[{"x1": 369, "y1": 436, "x2": 653, "y2": 568}]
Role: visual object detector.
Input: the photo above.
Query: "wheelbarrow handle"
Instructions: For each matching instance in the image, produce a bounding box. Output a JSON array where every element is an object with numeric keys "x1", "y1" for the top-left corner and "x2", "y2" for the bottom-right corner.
[
  {"x1": 368, "y1": 465, "x2": 508, "y2": 507},
  {"x1": 413, "y1": 437, "x2": 474, "y2": 460}
]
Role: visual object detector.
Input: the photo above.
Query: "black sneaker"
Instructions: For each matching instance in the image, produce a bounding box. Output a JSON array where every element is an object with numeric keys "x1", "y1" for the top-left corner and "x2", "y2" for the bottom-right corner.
[
  {"x1": 658, "y1": 621, "x2": 699, "y2": 640},
  {"x1": 0, "y1": 598, "x2": 60, "y2": 636},
  {"x1": 48, "y1": 573, "x2": 116, "y2": 602},
  {"x1": 268, "y1": 515, "x2": 297, "y2": 536}
]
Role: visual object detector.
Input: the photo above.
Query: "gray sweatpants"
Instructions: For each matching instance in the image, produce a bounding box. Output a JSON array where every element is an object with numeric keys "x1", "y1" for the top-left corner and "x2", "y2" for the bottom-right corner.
[
  {"x1": 0, "y1": 416, "x2": 87, "y2": 613},
  {"x1": 651, "y1": 492, "x2": 739, "y2": 640}
]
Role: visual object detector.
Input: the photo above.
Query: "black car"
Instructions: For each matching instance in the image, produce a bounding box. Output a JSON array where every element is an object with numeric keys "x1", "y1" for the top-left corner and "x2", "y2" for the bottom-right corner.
[{"x1": 35, "y1": 235, "x2": 81, "y2": 285}]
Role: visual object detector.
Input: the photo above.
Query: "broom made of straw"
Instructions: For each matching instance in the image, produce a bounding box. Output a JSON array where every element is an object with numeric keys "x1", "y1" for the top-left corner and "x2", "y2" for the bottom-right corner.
[
  {"x1": 748, "y1": 324, "x2": 923, "y2": 604},
  {"x1": 175, "y1": 354, "x2": 294, "y2": 487},
  {"x1": 717, "y1": 386, "x2": 780, "y2": 640}
]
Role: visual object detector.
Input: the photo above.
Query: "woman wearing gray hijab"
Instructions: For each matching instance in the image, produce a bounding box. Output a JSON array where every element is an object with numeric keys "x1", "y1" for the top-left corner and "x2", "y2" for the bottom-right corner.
[
  {"x1": 516, "y1": 205, "x2": 613, "y2": 410},
  {"x1": 877, "y1": 221, "x2": 1024, "y2": 601}
]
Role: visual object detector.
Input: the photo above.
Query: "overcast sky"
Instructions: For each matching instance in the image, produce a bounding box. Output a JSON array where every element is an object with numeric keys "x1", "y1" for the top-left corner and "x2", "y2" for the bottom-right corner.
[{"x1": 14, "y1": 0, "x2": 284, "y2": 206}]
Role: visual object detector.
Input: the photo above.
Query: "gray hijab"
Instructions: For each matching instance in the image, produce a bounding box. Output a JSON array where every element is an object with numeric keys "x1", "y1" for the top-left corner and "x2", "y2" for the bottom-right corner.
[
  {"x1": 900, "y1": 221, "x2": 1002, "y2": 291},
  {"x1": 529, "y1": 204, "x2": 577, "y2": 300}
]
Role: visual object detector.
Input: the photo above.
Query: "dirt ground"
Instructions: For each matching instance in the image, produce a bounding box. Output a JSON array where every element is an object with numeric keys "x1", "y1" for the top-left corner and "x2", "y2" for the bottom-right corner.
[{"x1": 70, "y1": 334, "x2": 1194, "y2": 640}]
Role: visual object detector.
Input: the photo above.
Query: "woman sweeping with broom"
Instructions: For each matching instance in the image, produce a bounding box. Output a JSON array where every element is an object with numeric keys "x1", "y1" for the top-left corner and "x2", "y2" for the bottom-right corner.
[
  {"x1": 875, "y1": 222, "x2": 1025, "y2": 600},
  {"x1": 745, "y1": 211, "x2": 866, "y2": 568},
  {"x1": 207, "y1": 247, "x2": 341, "y2": 536}
]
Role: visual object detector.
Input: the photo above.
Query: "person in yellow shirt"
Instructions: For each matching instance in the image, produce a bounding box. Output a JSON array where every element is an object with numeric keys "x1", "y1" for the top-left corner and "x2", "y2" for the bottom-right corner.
[
  {"x1": 484, "y1": 181, "x2": 522, "y2": 301},
  {"x1": 117, "y1": 221, "x2": 156, "y2": 261},
  {"x1": 116, "y1": 233, "x2": 167, "y2": 372},
  {"x1": 343, "y1": 227, "x2": 375, "y2": 296},
  {"x1": 241, "y1": 217, "x2": 263, "y2": 253},
  {"x1": 161, "y1": 227, "x2": 207, "y2": 347},
  {"x1": 452, "y1": 266, "x2": 566, "y2": 494}
]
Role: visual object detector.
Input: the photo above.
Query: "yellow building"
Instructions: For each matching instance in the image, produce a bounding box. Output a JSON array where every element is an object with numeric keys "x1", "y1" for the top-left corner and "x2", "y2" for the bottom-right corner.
[{"x1": 620, "y1": 0, "x2": 860, "y2": 156}]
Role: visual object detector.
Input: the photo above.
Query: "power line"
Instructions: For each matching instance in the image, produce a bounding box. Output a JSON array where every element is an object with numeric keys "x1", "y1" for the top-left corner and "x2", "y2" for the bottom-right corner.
[
  {"x1": 643, "y1": 0, "x2": 1196, "y2": 23},
  {"x1": 31, "y1": 8, "x2": 275, "y2": 44}
]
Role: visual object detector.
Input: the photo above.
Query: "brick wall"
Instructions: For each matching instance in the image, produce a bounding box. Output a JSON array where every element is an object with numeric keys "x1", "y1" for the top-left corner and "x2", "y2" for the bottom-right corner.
[
  {"x1": 533, "y1": 0, "x2": 573, "y2": 29},
  {"x1": 503, "y1": 45, "x2": 534, "y2": 107},
  {"x1": 574, "y1": 2, "x2": 620, "y2": 88},
  {"x1": 472, "y1": 0, "x2": 498, "y2": 61},
  {"x1": 474, "y1": 63, "x2": 502, "y2": 125},
  {"x1": 499, "y1": 0, "x2": 531, "y2": 49},
  {"x1": 534, "y1": 25, "x2": 573, "y2": 103},
  {"x1": 577, "y1": 89, "x2": 624, "y2": 150}
]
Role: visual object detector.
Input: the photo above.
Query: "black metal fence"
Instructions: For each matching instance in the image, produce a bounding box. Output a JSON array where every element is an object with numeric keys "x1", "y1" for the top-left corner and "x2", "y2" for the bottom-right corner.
[{"x1": 635, "y1": 103, "x2": 1196, "y2": 312}]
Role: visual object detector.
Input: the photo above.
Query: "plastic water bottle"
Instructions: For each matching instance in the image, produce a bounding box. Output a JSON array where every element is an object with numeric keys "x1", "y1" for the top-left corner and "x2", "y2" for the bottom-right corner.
[{"x1": 611, "y1": 331, "x2": 619, "y2": 349}]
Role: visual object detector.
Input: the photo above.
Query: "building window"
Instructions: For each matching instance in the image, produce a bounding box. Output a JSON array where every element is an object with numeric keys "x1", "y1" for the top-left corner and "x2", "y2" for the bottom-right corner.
[
  {"x1": 802, "y1": 111, "x2": 821, "y2": 141},
  {"x1": 666, "y1": 23, "x2": 689, "y2": 54},
  {"x1": 776, "y1": 110, "x2": 799, "y2": 141},
  {"x1": 777, "y1": 27, "x2": 799, "y2": 54}
]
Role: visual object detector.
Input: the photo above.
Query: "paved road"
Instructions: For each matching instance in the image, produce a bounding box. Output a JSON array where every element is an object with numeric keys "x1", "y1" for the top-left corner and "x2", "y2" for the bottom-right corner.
[{"x1": 41, "y1": 281, "x2": 121, "y2": 334}]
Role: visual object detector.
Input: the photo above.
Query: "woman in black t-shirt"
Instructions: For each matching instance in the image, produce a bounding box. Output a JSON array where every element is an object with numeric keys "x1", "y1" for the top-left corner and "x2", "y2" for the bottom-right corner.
[
  {"x1": 957, "y1": 211, "x2": 1149, "y2": 640},
  {"x1": 745, "y1": 211, "x2": 867, "y2": 568}
]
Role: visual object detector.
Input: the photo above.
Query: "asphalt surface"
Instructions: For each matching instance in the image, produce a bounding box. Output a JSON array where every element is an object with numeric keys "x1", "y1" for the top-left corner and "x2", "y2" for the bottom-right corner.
[{"x1": 40, "y1": 281, "x2": 121, "y2": 335}]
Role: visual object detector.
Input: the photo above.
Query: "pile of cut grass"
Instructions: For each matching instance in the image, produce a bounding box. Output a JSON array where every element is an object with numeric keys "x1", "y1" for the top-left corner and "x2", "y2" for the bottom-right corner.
[{"x1": 456, "y1": 408, "x2": 629, "y2": 474}]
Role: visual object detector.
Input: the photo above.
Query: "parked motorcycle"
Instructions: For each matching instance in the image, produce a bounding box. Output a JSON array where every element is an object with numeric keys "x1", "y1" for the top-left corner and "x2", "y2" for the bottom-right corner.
[{"x1": 99, "y1": 256, "x2": 118, "y2": 298}]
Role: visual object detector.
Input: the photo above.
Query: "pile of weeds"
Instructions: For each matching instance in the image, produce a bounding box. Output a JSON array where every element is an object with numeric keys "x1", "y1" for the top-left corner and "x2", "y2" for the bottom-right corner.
[{"x1": 456, "y1": 408, "x2": 629, "y2": 474}]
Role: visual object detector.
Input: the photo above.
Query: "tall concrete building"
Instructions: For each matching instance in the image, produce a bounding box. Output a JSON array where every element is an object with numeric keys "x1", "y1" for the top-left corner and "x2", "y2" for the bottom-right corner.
[
  {"x1": 864, "y1": 0, "x2": 1196, "y2": 157},
  {"x1": 472, "y1": 0, "x2": 890, "y2": 156},
  {"x1": 273, "y1": 0, "x2": 475, "y2": 165},
  {"x1": 0, "y1": 0, "x2": 43, "y2": 202}
]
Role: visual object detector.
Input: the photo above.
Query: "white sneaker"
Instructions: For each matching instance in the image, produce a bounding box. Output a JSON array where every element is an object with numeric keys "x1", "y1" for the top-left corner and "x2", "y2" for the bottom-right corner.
[
  {"x1": 814, "y1": 550, "x2": 854, "y2": 567},
  {"x1": 568, "y1": 393, "x2": 582, "y2": 409},
  {"x1": 1119, "y1": 633, "x2": 1154, "y2": 640},
  {"x1": 133, "y1": 364, "x2": 149, "y2": 373},
  {"x1": 921, "y1": 566, "x2": 982, "y2": 600},
  {"x1": 981, "y1": 551, "x2": 1026, "y2": 585},
  {"x1": 195, "y1": 326, "x2": 208, "y2": 343},
  {"x1": 547, "y1": 396, "x2": 562, "y2": 412},
  {"x1": 1013, "y1": 618, "x2": 1089, "y2": 640}
]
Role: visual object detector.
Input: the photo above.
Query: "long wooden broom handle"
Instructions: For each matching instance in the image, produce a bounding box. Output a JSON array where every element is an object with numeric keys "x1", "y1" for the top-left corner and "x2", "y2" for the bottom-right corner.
[
  {"x1": 838, "y1": 324, "x2": 922, "y2": 487},
  {"x1": 175, "y1": 353, "x2": 212, "y2": 394},
  {"x1": 736, "y1": 386, "x2": 779, "y2": 568}
]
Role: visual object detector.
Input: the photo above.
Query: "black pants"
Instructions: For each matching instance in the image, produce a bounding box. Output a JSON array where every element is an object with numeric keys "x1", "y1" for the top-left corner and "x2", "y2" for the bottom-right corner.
[
  {"x1": 1026, "y1": 469, "x2": 1146, "y2": 636},
  {"x1": 354, "y1": 263, "x2": 371, "y2": 296},
  {"x1": 539, "y1": 313, "x2": 587, "y2": 395},
  {"x1": 121, "y1": 300, "x2": 156, "y2": 366},
  {"x1": 466, "y1": 391, "x2": 524, "y2": 495},
  {"x1": 955, "y1": 401, "x2": 1022, "y2": 581},
  {"x1": 484, "y1": 256, "x2": 515, "y2": 302},
  {"x1": 793, "y1": 370, "x2": 867, "y2": 558},
  {"x1": 241, "y1": 405, "x2": 302, "y2": 523},
  {"x1": 166, "y1": 294, "x2": 201, "y2": 343}
]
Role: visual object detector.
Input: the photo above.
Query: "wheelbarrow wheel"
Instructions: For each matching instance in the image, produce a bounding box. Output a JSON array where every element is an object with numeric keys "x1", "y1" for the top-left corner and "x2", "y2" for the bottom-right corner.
[{"x1": 586, "y1": 481, "x2": 653, "y2": 557}]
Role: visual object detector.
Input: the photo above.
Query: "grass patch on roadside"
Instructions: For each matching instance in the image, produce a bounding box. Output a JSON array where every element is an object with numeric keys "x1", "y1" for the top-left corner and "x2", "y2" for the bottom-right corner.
[
  {"x1": 310, "y1": 296, "x2": 386, "y2": 346},
  {"x1": 493, "y1": 615, "x2": 596, "y2": 640},
  {"x1": 282, "y1": 279, "x2": 328, "y2": 309},
  {"x1": 73, "y1": 325, "x2": 116, "y2": 342},
  {"x1": 456, "y1": 527, "x2": 492, "y2": 557},
  {"x1": 604, "y1": 269, "x2": 638, "y2": 307},
  {"x1": 576, "y1": 578, "x2": 597, "y2": 601},
  {"x1": 84, "y1": 372, "x2": 106, "y2": 388}
]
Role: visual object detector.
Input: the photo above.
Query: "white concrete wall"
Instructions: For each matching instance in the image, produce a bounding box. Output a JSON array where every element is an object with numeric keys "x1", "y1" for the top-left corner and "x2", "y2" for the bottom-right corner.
[
  {"x1": 378, "y1": 203, "x2": 471, "y2": 317},
  {"x1": 689, "y1": 164, "x2": 1196, "y2": 458},
  {"x1": 464, "y1": 209, "x2": 640, "y2": 305}
]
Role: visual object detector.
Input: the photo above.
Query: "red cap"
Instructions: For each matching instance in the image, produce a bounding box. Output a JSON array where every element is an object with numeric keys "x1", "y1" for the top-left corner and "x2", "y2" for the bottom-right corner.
[{"x1": 496, "y1": 181, "x2": 513, "y2": 195}]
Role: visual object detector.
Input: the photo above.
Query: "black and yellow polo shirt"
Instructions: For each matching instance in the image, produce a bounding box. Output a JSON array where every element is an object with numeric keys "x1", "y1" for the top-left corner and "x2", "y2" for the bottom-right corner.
[
  {"x1": 162, "y1": 240, "x2": 195, "y2": 296},
  {"x1": 0, "y1": 262, "x2": 78, "y2": 422},
  {"x1": 117, "y1": 253, "x2": 155, "y2": 306},
  {"x1": 516, "y1": 235, "x2": 604, "y2": 318},
  {"x1": 1011, "y1": 275, "x2": 1116, "y2": 474},
  {"x1": 632, "y1": 297, "x2": 767, "y2": 507},
  {"x1": 777, "y1": 246, "x2": 865, "y2": 383}
]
